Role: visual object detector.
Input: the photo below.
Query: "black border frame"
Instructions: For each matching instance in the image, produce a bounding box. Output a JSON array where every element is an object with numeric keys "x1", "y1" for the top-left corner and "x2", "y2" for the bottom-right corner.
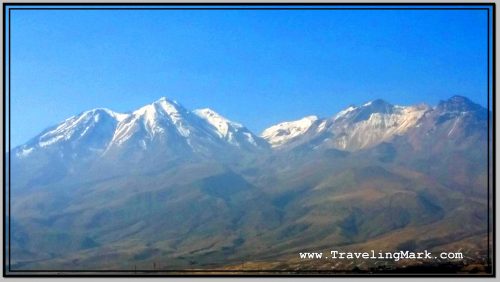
[{"x1": 2, "y1": 2, "x2": 496, "y2": 277}]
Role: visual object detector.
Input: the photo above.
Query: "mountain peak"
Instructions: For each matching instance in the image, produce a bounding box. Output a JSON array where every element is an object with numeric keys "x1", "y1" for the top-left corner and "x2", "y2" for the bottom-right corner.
[
  {"x1": 153, "y1": 97, "x2": 185, "y2": 112},
  {"x1": 448, "y1": 95, "x2": 472, "y2": 102},
  {"x1": 338, "y1": 99, "x2": 395, "y2": 123},
  {"x1": 437, "y1": 95, "x2": 484, "y2": 113},
  {"x1": 154, "y1": 96, "x2": 179, "y2": 105},
  {"x1": 261, "y1": 115, "x2": 320, "y2": 148},
  {"x1": 193, "y1": 108, "x2": 244, "y2": 138},
  {"x1": 22, "y1": 106, "x2": 125, "y2": 151},
  {"x1": 362, "y1": 99, "x2": 393, "y2": 109},
  {"x1": 83, "y1": 108, "x2": 129, "y2": 122},
  {"x1": 303, "y1": 115, "x2": 319, "y2": 122},
  {"x1": 132, "y1": 97, "x2": 187, "y2": 119}
]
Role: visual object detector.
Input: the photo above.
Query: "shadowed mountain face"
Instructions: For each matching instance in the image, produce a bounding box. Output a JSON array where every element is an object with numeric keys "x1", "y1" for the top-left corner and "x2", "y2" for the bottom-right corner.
[{"x1": 8, "y1": 95, "x2": 491, "y2": 271}]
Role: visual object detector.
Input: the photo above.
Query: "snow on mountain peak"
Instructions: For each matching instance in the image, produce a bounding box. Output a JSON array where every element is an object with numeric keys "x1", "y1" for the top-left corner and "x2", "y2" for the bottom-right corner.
[
  {"x1": 303, "y1": 115, "x2": 319, "y2": 122},
  {"x1": 361, "y1": 99, "x2": 394, "y2": 112},
  {"x1": 36, "y1": 108, "x2": 126, "y2": 148},
  {"x1": 329, "y1": 103, "x2": 430, "y2": 150},
  {"x1": 193, "y1": 108, "x2": 244, "y2": 139},
  {"x1": 10, "y1": 97, "x2": 280, "y2": 159},
  {"x1": 334, "y1": 105, "x2": 357, "y2": 120},
  {"x1": 106, "y1": 99, "x2": 262, "y2": 152},
  {"x1": 194, "y1": 108, "x2": 231, "y2": 138},
  {"x1": 111, "y1": 97, "x2": 192, "y2": 146},
  {"x1": 90, "y1": 108, "x2": 129, "y2": 122},
  {"x1": 261, "y1": 115, "x2": 319, "y2": 148},
  {"x1": 333, "y1": 99, "x2": 395, "y2": 124},
  {"x1": 133, "y1": 97, "x2": 184, "y2": 117},
  {"x1": 13, "y1": 95, "x2": 478, "y2": 161},
  {"x1": 154, "y1": 97, "x2": 184, "y2": 116},
  {"x1": 189, "y1": 108, "x2": 266, "y2": 149}
]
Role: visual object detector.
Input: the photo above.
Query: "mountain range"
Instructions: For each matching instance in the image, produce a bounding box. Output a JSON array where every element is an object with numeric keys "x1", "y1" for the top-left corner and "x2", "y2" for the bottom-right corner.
[{"x1": 8, "y1": 95, "x2": 491, "y2": 272}]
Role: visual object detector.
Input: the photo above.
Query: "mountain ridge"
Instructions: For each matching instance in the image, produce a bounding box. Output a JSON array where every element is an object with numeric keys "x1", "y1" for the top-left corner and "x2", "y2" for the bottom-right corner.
[
  {"x1": 8, "y1": 94, "x2": 490, "y2": 271},
  {"x1": 14, "y1": 97, "x2": 269, "y2": 161},
  {"x1": 14, "y1": 95, "x2": 486, "y2": 156}
]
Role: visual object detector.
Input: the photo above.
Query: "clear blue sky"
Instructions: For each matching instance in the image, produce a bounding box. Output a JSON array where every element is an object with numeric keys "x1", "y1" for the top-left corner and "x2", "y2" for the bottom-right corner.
[{"x1": 9, "y1": 7, "x2": 490, "y2": 147}]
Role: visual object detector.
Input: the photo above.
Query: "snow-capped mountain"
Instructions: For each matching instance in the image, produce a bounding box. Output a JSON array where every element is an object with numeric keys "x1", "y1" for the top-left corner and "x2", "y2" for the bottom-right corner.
[
  {"x1": 15, "y1": 108, "x2": 127, "y2": 160},
  {"x1": 13, "y1": 95, "x2": 487, "y2": 166},
  {"x1": 261, "y1": 115, "x2": 323, "y2": 148},
  {"x1": 9, "y1": 95, "x2": 489, "y2": 271},
  {"x1": 193, "y1": 108, "x2": 268, "y2": 150},
  {"x1": 403, "y1": 95, "x2": 489, "y2": 151},
  {"x1": 260, "y1": 96, "x2": 487, "y2": 152},
  {"x1": 261, "y1": 99, "x2": 430, "y2": 151},
  {"x1": 327, "y1": 99, "x2": 431, "y2": 150},
  {"x1": 13, "y1": 97, "x2": 268, "y2": 165}
]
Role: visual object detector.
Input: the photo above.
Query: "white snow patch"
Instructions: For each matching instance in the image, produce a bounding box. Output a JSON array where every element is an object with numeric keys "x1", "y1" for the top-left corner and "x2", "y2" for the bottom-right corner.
[
  {"x1": 80, "y1": 126, "x2": 92, "y2": 137},
  {"x1": 16, "y1": 147, "x2": 34, "y2": 158},
  {"x1": 261, "y1": 115, "x2": 318, "y2": 147},
  {"x1": 243, "y1": 132, "x2": 257, "y2": 146},
  {"x1": 448, "y1": 117, "x2": 461, "y2": 136},
  {"x1": 334, "y1": 106, "x2": 357, "y2": 120},
  {"x1": 39, "y1": 134, "x2": 65, "y2": 147},
  {"x1": 317, "y1": 120, "x2": 328, "y2": 132},
  {"x1": 193, "y1": 108, "x2": 243, "y2": 138}
]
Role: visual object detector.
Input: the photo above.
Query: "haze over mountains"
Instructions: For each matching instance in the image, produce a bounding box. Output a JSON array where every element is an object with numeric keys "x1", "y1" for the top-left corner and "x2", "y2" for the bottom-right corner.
[{"x1": 9, "y1": 95, "x2": 491, "y2": 271}]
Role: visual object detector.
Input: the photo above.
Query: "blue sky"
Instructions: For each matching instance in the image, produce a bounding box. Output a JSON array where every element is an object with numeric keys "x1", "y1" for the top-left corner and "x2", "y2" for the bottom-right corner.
[{"x1": 9, "y1": 7, "x2": 490, "y2": 147}]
